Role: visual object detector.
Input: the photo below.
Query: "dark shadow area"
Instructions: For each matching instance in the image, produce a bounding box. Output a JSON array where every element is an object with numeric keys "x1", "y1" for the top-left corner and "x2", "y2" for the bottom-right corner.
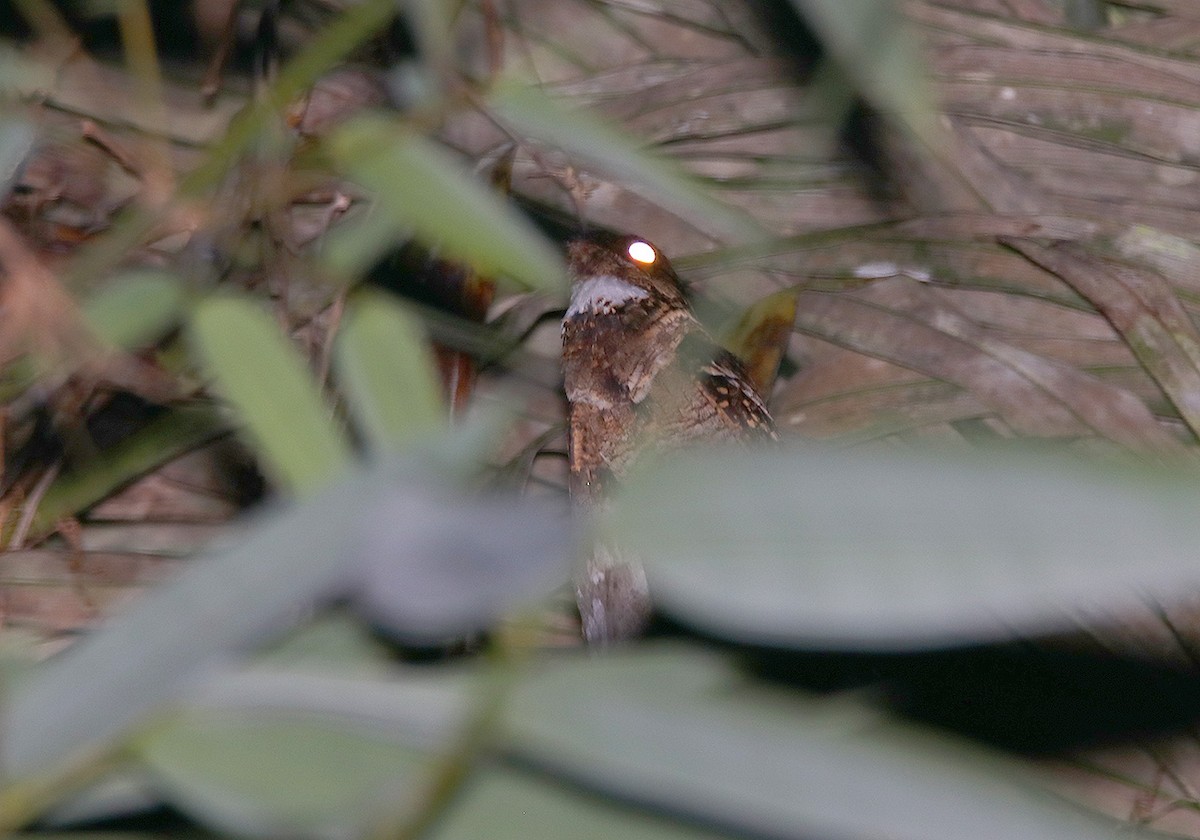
[{"x1": 732, "y1": 636, "x2": 1200, "y2": 754}]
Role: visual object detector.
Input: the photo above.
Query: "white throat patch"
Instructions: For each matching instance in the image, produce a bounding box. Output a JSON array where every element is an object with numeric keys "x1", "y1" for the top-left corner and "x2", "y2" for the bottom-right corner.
[{"x1": 565, "y1": 274, "x2": 649, "y2": 319}]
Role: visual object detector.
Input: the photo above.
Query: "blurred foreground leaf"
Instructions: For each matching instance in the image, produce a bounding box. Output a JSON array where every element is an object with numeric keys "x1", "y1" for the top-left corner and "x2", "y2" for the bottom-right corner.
[
  {"x1": 431, "y1": 766, "x2": 734, "y2": 840},
  {"x1": 335, "y1": 293, "x2": 445, "y2": 454},
  {"x1": 0, "y1": 460, "x2": 574, "y2": 800},
  {"x1": 138, "y1": 712, "x2": 429, "y2": 838},
  {"x1": 789, "y1": 0, "x2": 935, "y2": 140},
  {"x1": 82, "y1": 270, "x2": 186, "y2": 350},
  {"x1": 503, "y1": 647, "x2": 1134, "y2": 840},
  {"x1": 189, "y1": 297, "x2": 352, "y2": 494},
  {"x1": 130, "y1": 667, "x2": 474, "y2": 838},
  {"x1": 488, "y1": 83, "x2": 764, "y2": 242},
  {"x1": 610, "y1": 446, "x2": 1200, "y2": 648},
  {"x1": 325, "y1": 117, "x2": 565, "y2": 292}
]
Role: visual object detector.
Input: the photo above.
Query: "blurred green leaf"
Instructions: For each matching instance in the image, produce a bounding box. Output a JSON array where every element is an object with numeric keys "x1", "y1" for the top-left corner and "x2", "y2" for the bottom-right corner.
[
  {"x1": 610, "y1": 446, "x2": 1200, "y2": 649},
  {"x1": 137, "y1": 711, "x2": 430, "y2": 839},
  {"x1": 189, "y1": 296, "x2": 352, "y2": 494},
  {"x1": 353, "y1": 489, "x2": 576, "y2": 644},
  {"x1": 256, "y1": 612, "x2": 394, "y2": 671},
  {"x1": 0, "y1": 461, "x2": 572, "y2": 790},
  {"x1": 489, "y1": 83, "x2": 764, "y2": 242},
  {"x1": 503, "y1": 646, "x2": 1141, "y2": 840},
  {"x1": 0, "y1": 468, "x2": 384, "y2": 787},
  {"x1": 317, "y1": 205, "x2": 404, "y2": 283},
  {"x1": 34, "y1": 771, "x2": 170, "y2": 833},
  {"x1": 130, "y1": 664, "x2": 476, "y2": 838},
  {"x1": 325, "y1": 116, "x2": 565, "y2": 293},
  {"x1": 82, "y1": 269, "x2": 186, "y2": 350},
  {"x1": 405, "y1": 0, "x2": 454, "y2": 89},
  {"x1": 10, "y1": 835, "x2": 198, "y2": 839},
  {"x1": 335, "y1": 293, "x2": 445, "y2": 455},
  {"x1": 789, "y1": 0, "x2": 935, "y2": 141},
  {"x1": 432, "y1": 767, "x2": 735, "y2": 840}
]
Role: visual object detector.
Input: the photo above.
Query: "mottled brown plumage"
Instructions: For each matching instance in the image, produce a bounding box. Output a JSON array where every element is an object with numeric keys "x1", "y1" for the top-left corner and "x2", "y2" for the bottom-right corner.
[{"x1": 562, "y1": 232, "x2": 776, "y2": 644}]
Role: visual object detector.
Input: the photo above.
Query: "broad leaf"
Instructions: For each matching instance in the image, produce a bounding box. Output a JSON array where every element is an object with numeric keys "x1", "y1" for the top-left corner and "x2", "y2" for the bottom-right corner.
[
  {"x1": 141, "y1": 713, "x2": 427, "y2": 839},
  {"x1": 504, "y1": 646, "x2": 1145, "y2": 840},
  {"x1": 334, "y1": 293, "x2": 445, "y2": 454},
  {"x1": 0, "y1": 463, "x2": 574, "y2": 784},
  {"x1": 82, "y1": 269, "x2": 186, "y2": 350},
  {"x1": 189, "y1": 296, "x2": 352, "y2": 494},
  {"x1": 609, "y1": 446, "x2": 1200, "y2": 648}
]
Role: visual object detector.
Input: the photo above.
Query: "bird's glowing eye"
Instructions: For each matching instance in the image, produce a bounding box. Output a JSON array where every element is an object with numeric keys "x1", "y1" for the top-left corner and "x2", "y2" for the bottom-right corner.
[{"x1": 626, "y1": 240, "x2": 657, "y2": 265}]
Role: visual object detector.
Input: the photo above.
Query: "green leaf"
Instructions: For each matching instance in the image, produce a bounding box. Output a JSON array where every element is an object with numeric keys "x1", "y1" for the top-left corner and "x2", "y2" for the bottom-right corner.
[
  {"x1": 433, "y1": 767, "x2": 734, "y2": 840},
  {"x1": 82, "y1": 269, "x2": 186, "y2": 350},
  {"x1": 609, "y1": 446, "x2": 1200, "y2": 649},
  {"x1": 324, "y1": 116, "x2": 565, "y2": 293},
  {"x1": 256, "y1": 612, "x2": 394, "y2": 671},
  {"x1": 488, "y1": 82, "x2": 764, "y2": 242},
  {"x1": 34, "y1": 771, "x2": 167, "y2": 832},
  {"x1": 0, "y1": 462, "x2": 573, "y2": 786},
  {"x1": 130, "y1": 664, "x2": 477, "y2": 838},
  {"x1": 405, "y1": 0, "x2": 454, "y2": 89},
  {"x1": 8, "y1": 835, "x2": 175, "y2": 840},
  {"x1": 335, "y1": 293, "x2": 445, "y2": 454},
  {"x1": 137, "y1": 710, "x2": 432, "y2": 839},
  {"x1": 0, "y1": 469, "x2": 384, "y2": 784},
  {"x1": 503, "y1": 646, "x2": 1140, "y2": 840},
  {"x1": 188, "y1": 296, "x2": 353, "y2": 494},
  {"x1": 788, "y1": 0, "x2": 935, "y2": 141},
  {"x1": 353, "y1": 490, "x2": 576, "y2": 643},
  {"x1": 317, "y1": 204, "x2": 404, "y2": 283}
]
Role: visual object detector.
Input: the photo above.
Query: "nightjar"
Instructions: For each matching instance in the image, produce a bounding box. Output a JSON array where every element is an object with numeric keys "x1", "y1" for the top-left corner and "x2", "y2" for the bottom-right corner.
[{"x1": 562, "y1": 231, "x2": 777, "y2": 645}]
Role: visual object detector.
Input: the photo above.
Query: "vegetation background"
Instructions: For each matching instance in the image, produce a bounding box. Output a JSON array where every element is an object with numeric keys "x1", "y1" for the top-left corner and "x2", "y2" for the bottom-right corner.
[{"x1": 3, "y1": 0, "x2": 1200, "y2": 838}]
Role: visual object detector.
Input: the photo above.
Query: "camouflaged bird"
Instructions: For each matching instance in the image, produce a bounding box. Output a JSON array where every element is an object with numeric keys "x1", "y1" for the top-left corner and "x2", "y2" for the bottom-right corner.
[{"x1": 562, "y1": 232, "x2": 777, "y2": 644}]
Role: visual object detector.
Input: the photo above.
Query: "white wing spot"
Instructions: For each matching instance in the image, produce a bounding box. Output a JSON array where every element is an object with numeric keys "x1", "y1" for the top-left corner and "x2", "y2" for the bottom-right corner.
[{"x1": 566, "y1": 274, "x2": 649, "y2": 318}]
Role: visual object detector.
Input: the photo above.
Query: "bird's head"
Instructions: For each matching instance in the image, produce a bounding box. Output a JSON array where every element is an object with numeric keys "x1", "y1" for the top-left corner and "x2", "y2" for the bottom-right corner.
[{"x1": 564, "y1": 233, "x2": 688, "y2": 319}]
